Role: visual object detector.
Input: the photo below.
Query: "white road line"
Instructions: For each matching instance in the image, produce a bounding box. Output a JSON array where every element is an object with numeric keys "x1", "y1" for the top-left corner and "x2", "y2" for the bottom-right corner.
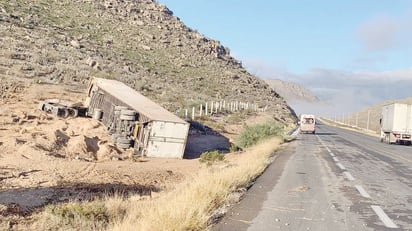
[
  {"x1": 332, "y1": 157, "x2": 339, "y2": 162},
  {"x1": 329, "y1": 152, "x2": 335, "y2": 157},
  {"x1": 355, "y1": 185, "x2": 371, "y2": 198},
  {"x1": 371, "y1": 205, "x2": 398, "y2": 228},
  {"x1": 325, "y1": 147, "x2": 331, "y2": 152},
  {"x1": 343, "y1": 171, "x2": 355, "y2": 181},
  {"x1": 336, "y1": 163, "x2": 346, "y2": 170}
]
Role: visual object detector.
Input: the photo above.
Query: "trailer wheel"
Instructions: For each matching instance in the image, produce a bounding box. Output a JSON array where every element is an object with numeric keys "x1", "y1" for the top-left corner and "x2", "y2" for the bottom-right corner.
[
  {"x1": 111, "y1": 134, "x2": 120, "y2": 142},
  {"x1": 120, "y1": 109, "x2": 136, "y2": 116},
  {"x1": 119, "y1": 115, "x2": 136, "y2": 121},
  {"x1": 60, "y1": 108, "x2": 70, "y2": 118},
  {"x1": 116, "y1": 142, "x2": 131, "y2": 149},
  {"x1": 117, "y1": 137, "x2": 132, "y2": 144},
  {"x1": 114, "y1": 106, "x2": 129, "y2": 111},
  {"x1": 68, "y1": 108, "x2": 78, "y2": 117},
  {"x1": 38, "y1": 102, "x2": 46, "y2": 111}
]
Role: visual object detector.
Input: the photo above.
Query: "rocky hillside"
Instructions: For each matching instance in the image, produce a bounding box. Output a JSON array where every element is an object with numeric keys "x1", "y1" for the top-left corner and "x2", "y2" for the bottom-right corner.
[
  {"x1": 265, "y1": 79, "x2": 319, "y2": 103},
  {"x1": 0, "y1": 0, "x2": 296, "y2": 124}
]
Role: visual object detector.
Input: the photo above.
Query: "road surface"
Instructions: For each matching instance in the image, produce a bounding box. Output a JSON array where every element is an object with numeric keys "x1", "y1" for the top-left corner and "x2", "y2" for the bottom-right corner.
[{"x1": 213, "y1": 122, "x2": 412, "y2": 230}]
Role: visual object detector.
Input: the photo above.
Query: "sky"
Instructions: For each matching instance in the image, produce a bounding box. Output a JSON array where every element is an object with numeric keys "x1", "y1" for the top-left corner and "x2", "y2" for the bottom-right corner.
[{"x1": 157, "y1": 0, "x2": 412, "y2": 117}]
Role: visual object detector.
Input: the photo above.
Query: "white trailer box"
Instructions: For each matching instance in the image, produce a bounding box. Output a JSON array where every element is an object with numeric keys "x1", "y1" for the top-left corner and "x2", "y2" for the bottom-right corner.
[
  {"x1": 86, "y1": 78, "x2": 190, "y2": 158},
  {"x1": 381, "y1": 103, "x2": 412, "y2": 144}
]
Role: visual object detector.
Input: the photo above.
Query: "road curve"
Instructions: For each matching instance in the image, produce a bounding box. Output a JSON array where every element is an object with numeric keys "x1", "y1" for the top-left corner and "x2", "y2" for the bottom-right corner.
[{"x1": 213, "y1": 122, "x2": 412, "y2": 230}]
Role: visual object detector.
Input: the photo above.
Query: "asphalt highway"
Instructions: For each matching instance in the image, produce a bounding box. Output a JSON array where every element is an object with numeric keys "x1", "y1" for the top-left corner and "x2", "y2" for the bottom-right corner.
[{"x1": 213, "y1": 122, "x2": 412, "y2": 230}]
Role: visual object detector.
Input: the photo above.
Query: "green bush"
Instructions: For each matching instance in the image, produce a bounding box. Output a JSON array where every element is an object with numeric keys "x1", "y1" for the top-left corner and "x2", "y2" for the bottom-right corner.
[
  {"x1": 199, "y1": 151, "x2": 225, "y2": 165},
  {"x1": 235, "y1": 122, "x2": 284, "y2": 148},
  {"x1": 44, "y1": 201, "x2": 109, "y2": 229}
]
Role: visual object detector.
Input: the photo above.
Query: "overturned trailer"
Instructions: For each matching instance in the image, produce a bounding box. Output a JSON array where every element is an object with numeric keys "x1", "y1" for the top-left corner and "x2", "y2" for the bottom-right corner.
[{"x1": 85, "y1": 78, "x2": 189, "y2": 158}]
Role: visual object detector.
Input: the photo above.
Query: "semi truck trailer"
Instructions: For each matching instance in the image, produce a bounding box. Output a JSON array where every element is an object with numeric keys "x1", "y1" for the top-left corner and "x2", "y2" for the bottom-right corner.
[
  {"x1": 85, "y1": 78, "x2": 190, "y2": 158},
  {"x1": 380, "y1": 103, "x2": 412, "y2": 145}
]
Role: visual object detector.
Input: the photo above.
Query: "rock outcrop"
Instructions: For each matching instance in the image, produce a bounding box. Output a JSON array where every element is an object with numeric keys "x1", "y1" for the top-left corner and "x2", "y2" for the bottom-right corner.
[{"x1": 265, "y1": 79, "x2": 320, "y2": 103}]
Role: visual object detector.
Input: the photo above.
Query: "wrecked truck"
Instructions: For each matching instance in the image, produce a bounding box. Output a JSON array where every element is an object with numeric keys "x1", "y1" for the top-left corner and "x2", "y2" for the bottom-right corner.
[{"x1": 85, "y1": 78, "x2": 189, "y2": 158}]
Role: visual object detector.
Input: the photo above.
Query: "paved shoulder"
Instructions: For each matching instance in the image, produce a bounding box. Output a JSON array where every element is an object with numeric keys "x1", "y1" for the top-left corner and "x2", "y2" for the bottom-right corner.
[{"x1": 212, "y1": 142, "x2": 294, "y2": 231}]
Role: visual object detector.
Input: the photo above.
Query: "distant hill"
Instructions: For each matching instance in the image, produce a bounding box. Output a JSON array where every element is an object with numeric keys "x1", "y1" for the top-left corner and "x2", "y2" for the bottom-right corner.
[
  {"x1": 264, "y1": 79, "x2": 320, "y2": 103},
  {"x1": 0, "y1": 0, "x2": 297, "y2": 124}
]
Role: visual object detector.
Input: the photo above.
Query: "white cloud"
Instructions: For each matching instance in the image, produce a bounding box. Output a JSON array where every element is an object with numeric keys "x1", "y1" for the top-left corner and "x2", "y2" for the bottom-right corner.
[
  {"x1": 357, "y1": 16, "x2": 399, "y2": 51},
  {"x1": 357, "y1": 13, "x2": 412, "y2": 52}
]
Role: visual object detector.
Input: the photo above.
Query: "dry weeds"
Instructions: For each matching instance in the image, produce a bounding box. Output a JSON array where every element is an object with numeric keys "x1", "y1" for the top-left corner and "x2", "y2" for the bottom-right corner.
[{"x1": 109, "y1": 137, "x2": 281, "y2": 231}]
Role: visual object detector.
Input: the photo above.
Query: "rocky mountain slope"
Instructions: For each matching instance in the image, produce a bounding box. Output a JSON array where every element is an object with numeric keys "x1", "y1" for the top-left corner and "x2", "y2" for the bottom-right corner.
[
  {"x1": 0, "y1": 0, "x2": 296, "y2": 124},
  {"x1": 265, "y1": 79, "x2": 320, "y2": 103}
]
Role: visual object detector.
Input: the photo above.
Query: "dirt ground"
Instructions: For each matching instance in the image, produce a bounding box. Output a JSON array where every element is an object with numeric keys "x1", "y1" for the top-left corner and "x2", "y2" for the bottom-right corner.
[
  {"x1": 0, "y1": 82, "x2": 200, "y2": 217},
  {"x1": 0, "y1": 81, "x2": 277, "y2": 222}
]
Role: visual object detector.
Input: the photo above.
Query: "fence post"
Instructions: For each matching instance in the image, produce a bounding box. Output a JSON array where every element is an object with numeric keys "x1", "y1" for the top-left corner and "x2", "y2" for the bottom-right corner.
[
  {"x1": 185, "y1": 109, "x2": 188, "y2": 120},
  {"x1": 199, "y1": 104, "x2": 203, "y2": 117},
  {"x1": 192, "y1": 107, "x2": 195, "y2": 120},
  {"x1": 205, "y1": 103, "x2": 208, "y2": 116}
]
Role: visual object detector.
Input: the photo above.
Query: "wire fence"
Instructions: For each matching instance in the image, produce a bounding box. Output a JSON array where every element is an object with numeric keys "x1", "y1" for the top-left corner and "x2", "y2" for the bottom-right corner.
[{"x1": 177, "y1": 101, "x2": 268, "y2": 121}]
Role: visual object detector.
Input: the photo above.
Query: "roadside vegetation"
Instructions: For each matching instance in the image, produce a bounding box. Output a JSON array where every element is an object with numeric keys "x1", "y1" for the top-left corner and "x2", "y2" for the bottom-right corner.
[
  {"x1": 32, "y1": 122, "x2": 285, "y2": 230},
  {"x1": 235, "y1": 121, "x2": 285, "y2": 148},
  {"x1": 199, "y1": 150, "x2": 225, "y2": 166}
]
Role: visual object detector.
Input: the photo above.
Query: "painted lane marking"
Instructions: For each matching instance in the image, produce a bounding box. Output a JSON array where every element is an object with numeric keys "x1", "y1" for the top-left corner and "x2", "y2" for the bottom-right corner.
[
  {"x1": 371, "y1": 205, "x2": 398, "y2": 228},
  {"x1": 329, "y1": 152, "x2": 335, "y2": 157},
  {"x1": 355, "y1": 185, "x2": 371, "y2": 198},
  {"x1": 343, "y1": 171, "x2": 355, "y2": 181},
  {"x1": 336, "y1": 163, "x2": 346, "y2": 170},
  {"x1": 332, "y1": 157, "x2": 339, "y2": 162}
]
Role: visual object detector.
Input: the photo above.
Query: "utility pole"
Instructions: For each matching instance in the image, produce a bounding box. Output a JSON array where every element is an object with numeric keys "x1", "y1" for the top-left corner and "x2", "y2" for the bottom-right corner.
[
  {"x1": 367, "y1": 110, "x2": 370, "y2": 131},
  {"x1": 356, "y1": 113, "x2": 358, "y2": 127}
]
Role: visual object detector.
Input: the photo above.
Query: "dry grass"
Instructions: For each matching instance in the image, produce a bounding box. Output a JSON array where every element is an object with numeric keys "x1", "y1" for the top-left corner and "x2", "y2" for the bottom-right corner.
[
  {"x1": 109, "y1": 137, "x2": 281, "y2": 231},
  {"x1": 31, "y1": 125, "x2": 283, "y2": 231},
  {"x1": 31, "y1": 138, "x2": 281, "y2": 231}
]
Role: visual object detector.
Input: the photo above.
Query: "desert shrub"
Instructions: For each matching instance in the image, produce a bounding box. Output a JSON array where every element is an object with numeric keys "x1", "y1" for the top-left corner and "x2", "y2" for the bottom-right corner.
[
  {"x1": 199, "y1": 150, "x2": 225, "y2": 165},
  {"x1": 42, "y1": 201, "x2": 109, "y2": 230},
  {"x1": 235, "y1": 122, "x2": 284, "y2": 148}
]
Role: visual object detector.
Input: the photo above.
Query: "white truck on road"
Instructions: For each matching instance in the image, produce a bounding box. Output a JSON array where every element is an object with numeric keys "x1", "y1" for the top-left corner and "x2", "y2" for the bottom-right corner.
[
  {"x1": 300, "y1": 114, "x2": 316, "y2": 134},
  {"x1": 380, "y1": 103, "x2": 412, "y2": 145}
]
